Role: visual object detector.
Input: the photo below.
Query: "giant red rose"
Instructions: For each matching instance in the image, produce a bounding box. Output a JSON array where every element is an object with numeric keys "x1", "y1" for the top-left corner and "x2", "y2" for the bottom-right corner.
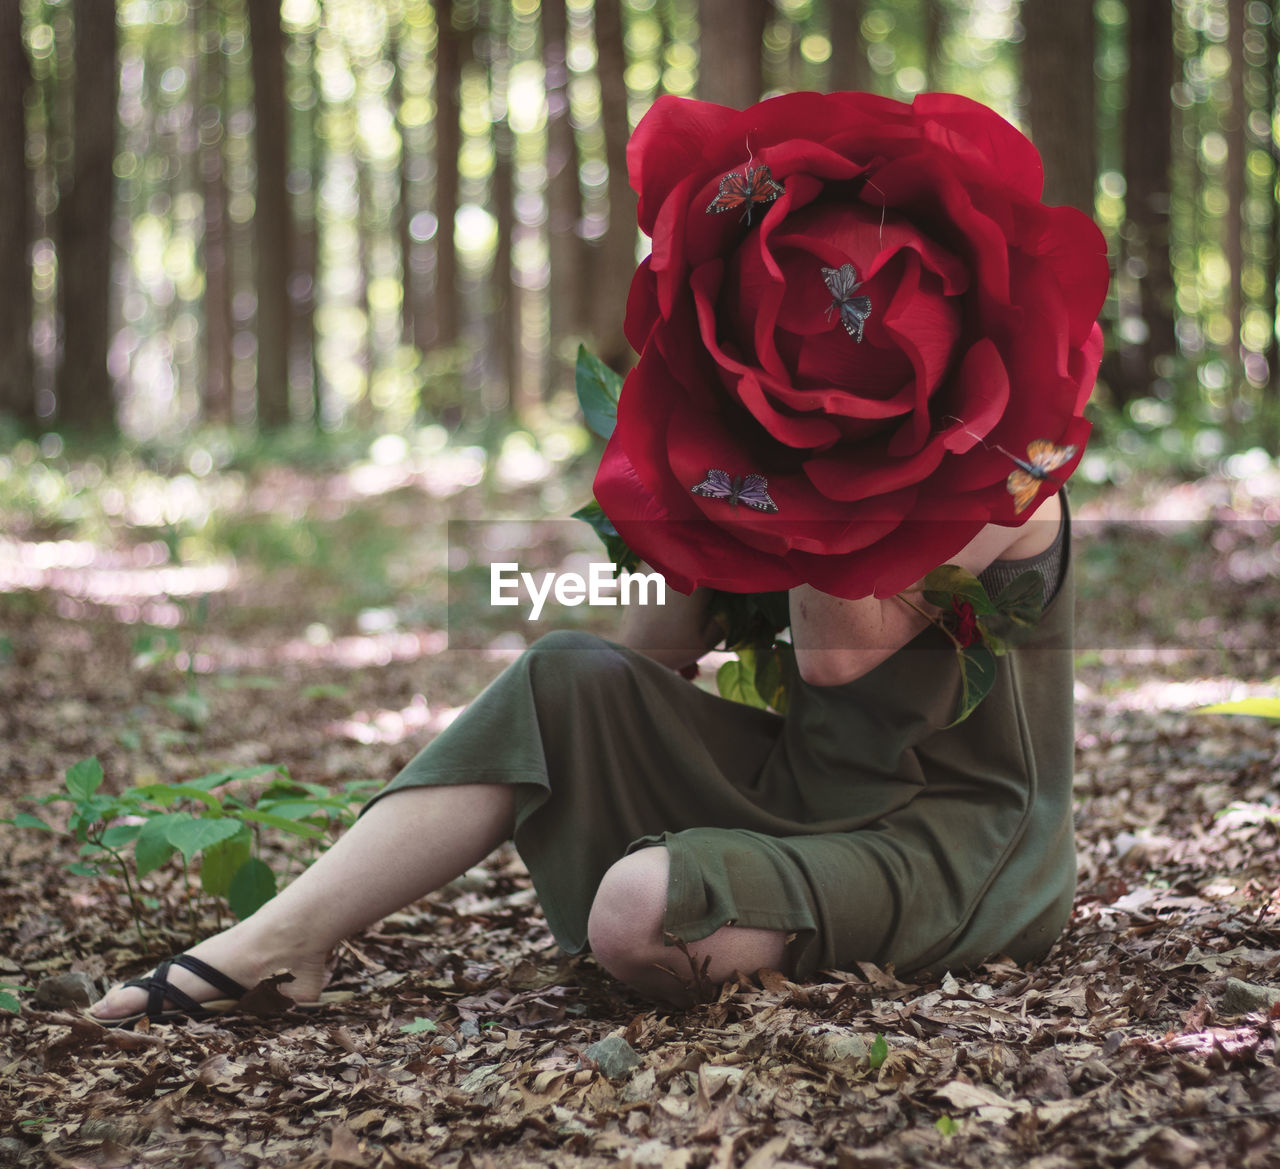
[{"x1": 592, "y1": 91, "x2": 1109, "y2": 599}]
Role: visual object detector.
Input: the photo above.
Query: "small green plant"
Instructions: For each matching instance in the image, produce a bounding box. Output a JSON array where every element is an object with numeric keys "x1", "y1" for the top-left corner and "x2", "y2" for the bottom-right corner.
[
  {"x1": 868, "y1": 1033, "x2": 889, "y2": 1069},
  {"x1": 133, "y1": 594, "x2": 213, "y2": 729},
  {"x1": 2, "y1": 757, "x2": 378, "y2": 941},
  {"x1": 1, "y1": 984, "x2": 31, "y2": 1013}
]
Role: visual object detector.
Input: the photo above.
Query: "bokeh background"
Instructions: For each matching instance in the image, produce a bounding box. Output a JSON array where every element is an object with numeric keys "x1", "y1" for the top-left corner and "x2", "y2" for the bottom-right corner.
[
  {"x1": 2, "y1": 0, "x2": 1278, "y2": 459},
  {"x1": 1, "y1": 0, "x2": 1278, "y2": 668}
]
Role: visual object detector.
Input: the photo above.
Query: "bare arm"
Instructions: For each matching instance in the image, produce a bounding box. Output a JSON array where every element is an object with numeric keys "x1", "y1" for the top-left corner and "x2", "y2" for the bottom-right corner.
[{"x1": 791, "y1": 494, "x2": 1062, "y2": 687}]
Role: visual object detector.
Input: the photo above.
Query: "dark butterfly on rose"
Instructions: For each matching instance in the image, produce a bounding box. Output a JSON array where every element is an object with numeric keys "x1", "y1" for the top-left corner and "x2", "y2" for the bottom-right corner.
[
  {"x1": 689, "y1": 469, "x2": 779, "y2": 513},
  {"x1": 1003, "y1": 440, "x2": 1077, "y2": 513},
  {"x1": 821, "y1": 263, "x2": 872, "y2": 342},
  {"x1": 705, "y1": 163, "x2": 784, "y2": 225}
]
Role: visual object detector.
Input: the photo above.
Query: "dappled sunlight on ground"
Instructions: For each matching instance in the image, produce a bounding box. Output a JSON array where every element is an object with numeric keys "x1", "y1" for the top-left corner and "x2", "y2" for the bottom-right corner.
[
  {"x1": 0, "y1": 536, "x2": 236, "y2": 625},
  {"x1": 327, "y1": 693, "x2": 466, "y2": 746},
  {"x1": 1075, "y1": 670, "x2": 1280, "y2": 714},
  {"x1": 189, "y1": 627, "x2": 450, "y2": 674}
]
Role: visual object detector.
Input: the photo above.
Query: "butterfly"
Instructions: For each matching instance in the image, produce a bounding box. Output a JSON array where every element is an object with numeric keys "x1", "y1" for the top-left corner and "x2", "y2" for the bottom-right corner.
[
  {"x1": 689, "y1": 469, "x2": 779, "y2": 513},
  {"x1": 705, "y1": 163, "x2": 784, "y2": 225},
  {"x1": 1004, "y1": 440, "x2": 1078, "y2": 514},
  {"x1": 821, "y1": 263, "x2": 873, "y2": 343}
]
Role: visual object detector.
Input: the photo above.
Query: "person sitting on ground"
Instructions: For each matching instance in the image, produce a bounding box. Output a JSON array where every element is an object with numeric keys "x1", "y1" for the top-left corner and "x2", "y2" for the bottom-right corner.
[{"x1": 90, "y1": 493, "x2": 1072, "y2": 1023}]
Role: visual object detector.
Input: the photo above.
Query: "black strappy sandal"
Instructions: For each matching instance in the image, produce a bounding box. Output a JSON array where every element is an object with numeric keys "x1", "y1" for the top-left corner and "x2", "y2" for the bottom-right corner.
[
  {"x1": 95, "y1": 953, "x2": 247, "y2": 1027},
  {"x1": 89, "y1": 953, "x2": 356, "y2": 1028}
]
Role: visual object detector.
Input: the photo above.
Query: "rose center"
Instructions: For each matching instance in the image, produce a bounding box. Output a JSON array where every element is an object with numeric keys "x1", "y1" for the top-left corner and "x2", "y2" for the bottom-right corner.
[{"x1": 718, "y1": 201, "x2": 967, "y2": 444}]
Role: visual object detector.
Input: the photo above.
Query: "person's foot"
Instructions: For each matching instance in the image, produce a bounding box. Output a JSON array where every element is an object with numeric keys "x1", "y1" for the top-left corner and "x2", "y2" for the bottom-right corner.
[{"x1": 88, "y1": 920, "x2": 330, "y2": 1022}]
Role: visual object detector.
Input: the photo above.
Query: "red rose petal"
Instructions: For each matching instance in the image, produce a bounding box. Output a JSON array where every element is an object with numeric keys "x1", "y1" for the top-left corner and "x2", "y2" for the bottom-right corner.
[
  {"x1": 912, "y1": 91, "x2": 1045, "y2": 201},
  {"x1": 623, "y1": 258, "x2": 661, "y2": 355},
  {"x1": 627, "y1": 95, "x2": 741, "y2": 235}
]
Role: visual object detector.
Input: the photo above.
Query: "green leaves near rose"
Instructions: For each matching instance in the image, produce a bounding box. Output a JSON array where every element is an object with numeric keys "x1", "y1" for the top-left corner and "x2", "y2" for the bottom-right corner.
[
  {"x1": 916, "y1": 564, "x2": 1046, "y2": 726},
  {"x1": 2, "y1": 757, "x2": 378, "y2": 941}
]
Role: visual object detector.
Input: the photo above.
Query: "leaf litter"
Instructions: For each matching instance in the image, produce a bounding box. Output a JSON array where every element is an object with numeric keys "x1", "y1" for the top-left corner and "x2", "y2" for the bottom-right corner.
[{"x1": 1, "y1": 463, "x2": 1279, "y2": 1167}]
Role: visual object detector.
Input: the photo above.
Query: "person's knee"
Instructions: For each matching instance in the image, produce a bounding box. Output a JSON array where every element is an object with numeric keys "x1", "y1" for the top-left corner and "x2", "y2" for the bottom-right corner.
[{"x1": 587, "y1": 847, "x2": 670, "y2": 983}]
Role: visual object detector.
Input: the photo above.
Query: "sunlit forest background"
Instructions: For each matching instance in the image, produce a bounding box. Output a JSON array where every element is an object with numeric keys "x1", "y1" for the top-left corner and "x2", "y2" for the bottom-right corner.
[
  {"x1": 2, "y1": 0, "x2": 1279, "y2": 460},
  {"x1": 2, "y1": 0, "x2": 1279, "y2": 660}
]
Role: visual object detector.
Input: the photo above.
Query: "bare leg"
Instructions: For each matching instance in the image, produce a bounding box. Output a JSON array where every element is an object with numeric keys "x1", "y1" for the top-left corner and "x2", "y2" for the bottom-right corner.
[
  {"x1": 91, "y1": 783, "x2": 516, "y2": 1019},
  {"x1": 587, "y1": 847, "x2": 788, "y2": 1005}
]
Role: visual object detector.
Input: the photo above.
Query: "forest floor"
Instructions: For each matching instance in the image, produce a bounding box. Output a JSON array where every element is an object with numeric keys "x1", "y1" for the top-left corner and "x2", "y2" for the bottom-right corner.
[{"x1": 2, "y1": 434, "x2": 1279, "y2": 1169}]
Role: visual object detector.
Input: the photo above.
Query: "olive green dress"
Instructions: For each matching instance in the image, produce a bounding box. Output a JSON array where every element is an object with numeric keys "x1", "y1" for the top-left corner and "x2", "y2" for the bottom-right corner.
[{"x1": 364, "y1": 511, "x2": 1076, "y2": 980}]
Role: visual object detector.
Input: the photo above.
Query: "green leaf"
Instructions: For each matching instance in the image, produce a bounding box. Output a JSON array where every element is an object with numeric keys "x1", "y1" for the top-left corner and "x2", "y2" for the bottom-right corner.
[
  {"x1": 234, "y1": 808, "x2": 326, "y2": 838},
  {"x1": 868, "y1": 1033, "x2": 889, "y2": 1069},
  {"x1": 99, "y1": 823, "x2": 143, "y2": 850},
  {"x1": 0, "y1": 990, "x2": 20, "y2": 1013},
  {"x1": 921, "y1": 564, "x2": 995, "y2": 612},
  {"x1": 716, "y1": 653, "x2": 768, "y2": 709},
  {"x1": 164, "y1": 817, "x2": 244, "y2": 863},
  {"x1": 134, "y1": 813, "x2": 188, "y2": 876},
  {"x1": 200, "y1": 828, "x2": 253, "y2": 898},
  {"x1": 130, "y1": 783, "x2": 224, "y2": 813},
  {"x1": 65, "y1": 757, "x2": 104, "y2": 803},
  {"x1": 1198, "y1": 697, "x2": 1280, "y2": 721},
  {"x1": 183, "y1": 765, "x2": 281, "y2": 792},
  {"x1": 992, "y1": 570, "x2": 1044, "y2": 625},
  {"x1": 256, "y1": 799, "x2": 335, "y2": 820},
  {"x1": 165, "y1": 690, "x2": 210, "y2": 729},
  {"x1": 575, "y1": 345, "x2": 625, "y2": 439},
  {"x1": 302, "y1": 683, "x2": 350, "y2": 700},
  {"x1": 935, "y1": 1115, "x2": 961, "y2": 1137},
  {"x1": 66, "y1": 861, "x2": 99, "y2": 877},
  {"x1": 10, "y1": 812, "x2": 53, "y2": 832},
  {"x1": 228, "y1": 858, "x2": 277, "y2": 919},
  {"x1": 710, "y1": 589, "x2": 790, "y2": 652},
  {"x1": 948, "y1": 644, "x2": 998, "y2": 727},
  {"x1": 400, "y1": 1016, "x2": 439, "y2": 1034},
  {"x1": 570, "y1": 499, "x2": 640, "y2": 573},
  {"x1": 752, "y1": 642, "x2": 795, "y2": 714},
  {"x1": 67, "y1": 796, "x2": 117, "y2": 838}
]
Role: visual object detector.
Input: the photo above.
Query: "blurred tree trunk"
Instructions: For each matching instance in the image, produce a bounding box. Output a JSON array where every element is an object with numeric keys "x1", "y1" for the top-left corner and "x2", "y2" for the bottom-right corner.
[
  {"x1": 0, "y1": 0, "x2": 36, "y2": 425},
  {"x1": 590, "y1": 0, "x2": 636, "y2": 372},
  {"x1": 492, "y1": 109, "x2": 518, "y2": 418},
  {"x1": 697, "y1": 0, "x2": 768, "y2": 108},
  {"x1": 433, "y1": 0, "x2": 461, "y2": 348},
  {"x1": 247, "y1": 0, "x2": 291, "y2": 427},
  {"x1": 827, "y1": 0, "x2": 870, "y2": 94},
  {"x1": 58, "y1": 0, "x2": 118, "y2": 432},
  {"x1": 1119, "y1": 0, "x2": 1174, "y2": 406},
  {"x1": 196, "y1": 0, "x2": 233, "y2": 424},
  {"x1": 1023, "y1": 0, "x2": 1096, "y2": 213},
  {"x1": 391, "y1": 21, "x2": 421, "y2": 352},
  {"x1": 1264, "y1": 7, "x2": 1278, "y2": 405},
  {"x1": 294, "y1": 18, "x2": 322, "y2": 426},
  {"x1": 1225, "y1": 0, "x2": 1245, "y2": 412},
  {"x1": 355, "y1": 149, "x2": 375, "y2": 427},
  {"x1": 543, "y1": 0, "x2": 586, "y2": 390},
  {"x1": 924, "y1": 0, "x2": 944, "y2": 90},
  {"x1": 487, "y1": 0, "x2": 519, "y2": 418}
]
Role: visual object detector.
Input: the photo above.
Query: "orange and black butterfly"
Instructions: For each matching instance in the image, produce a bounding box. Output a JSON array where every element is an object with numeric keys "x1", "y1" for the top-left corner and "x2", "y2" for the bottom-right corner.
[
  {"x1": 705, "y1": 163, "x2": 784, "y2": 225},
  {"x1": 1003, "y1": 440, "x2": 1078, "y2": 514}
]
